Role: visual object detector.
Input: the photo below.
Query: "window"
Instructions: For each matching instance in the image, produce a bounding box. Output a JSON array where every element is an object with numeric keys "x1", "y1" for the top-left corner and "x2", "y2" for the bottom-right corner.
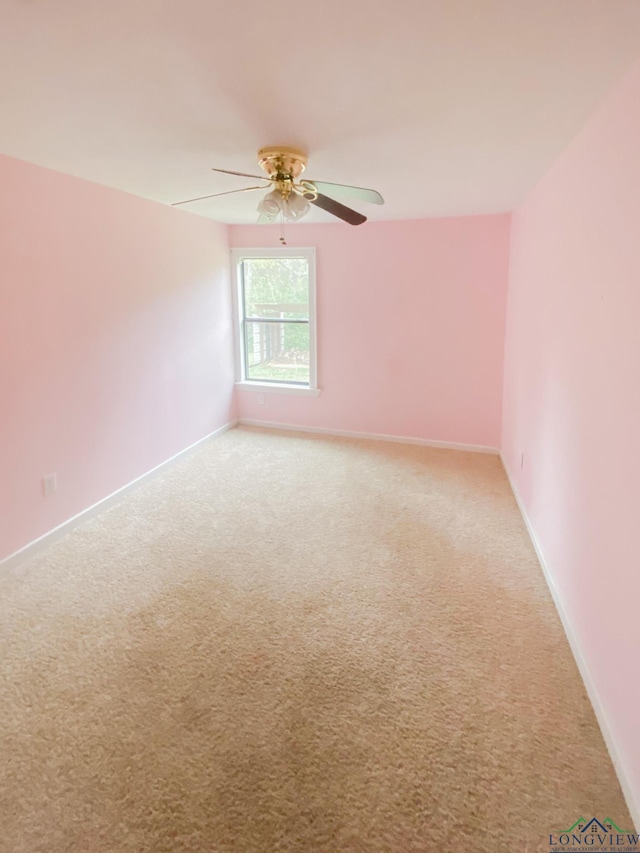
[{"x1": 231, "y1": 247, "x2": 318, "y2": 394}]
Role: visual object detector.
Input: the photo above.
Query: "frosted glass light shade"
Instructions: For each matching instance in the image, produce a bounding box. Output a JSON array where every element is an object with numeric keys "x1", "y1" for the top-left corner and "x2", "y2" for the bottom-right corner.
[
  {"x1": 257, "y1": 189, "x2": 282, "y2": 220},
  {"x1": 284, "y1": 192, "x2": 310, "y2": 221}
]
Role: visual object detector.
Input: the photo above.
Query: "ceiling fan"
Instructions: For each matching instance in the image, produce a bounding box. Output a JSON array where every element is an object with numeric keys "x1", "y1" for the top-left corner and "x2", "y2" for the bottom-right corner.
[{"x1": 171, "y1": 146, "x2": 384, "y2": 225}]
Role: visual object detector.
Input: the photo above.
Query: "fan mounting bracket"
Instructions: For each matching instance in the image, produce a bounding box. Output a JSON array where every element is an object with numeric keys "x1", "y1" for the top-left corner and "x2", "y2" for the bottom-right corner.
[{"x1": 258, "y1": 146, "x2": 308, "y2": 180}]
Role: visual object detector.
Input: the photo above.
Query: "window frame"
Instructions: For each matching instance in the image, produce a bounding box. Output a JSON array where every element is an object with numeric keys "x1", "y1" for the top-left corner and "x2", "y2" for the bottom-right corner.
[{"x1": 231, "y1": 247, "x2": 319, "y2": 396}]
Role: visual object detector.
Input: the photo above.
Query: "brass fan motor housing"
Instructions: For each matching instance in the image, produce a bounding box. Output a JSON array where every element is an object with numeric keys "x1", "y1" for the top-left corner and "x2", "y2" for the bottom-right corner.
[{"x1": 258, "y1": 147, "x2": 308, "y2": 180}]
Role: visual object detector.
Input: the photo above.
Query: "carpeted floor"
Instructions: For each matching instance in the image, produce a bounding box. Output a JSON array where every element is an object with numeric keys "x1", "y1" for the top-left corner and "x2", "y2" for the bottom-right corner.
[{"x1": 0, "y1": 426, "x2": 632, "y2": 851}]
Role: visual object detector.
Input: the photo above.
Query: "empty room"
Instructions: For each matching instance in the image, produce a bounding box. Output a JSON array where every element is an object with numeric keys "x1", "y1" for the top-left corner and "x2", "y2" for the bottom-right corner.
[{"x1": 1, "y1": 1, "x2": 639, "y2": 850}]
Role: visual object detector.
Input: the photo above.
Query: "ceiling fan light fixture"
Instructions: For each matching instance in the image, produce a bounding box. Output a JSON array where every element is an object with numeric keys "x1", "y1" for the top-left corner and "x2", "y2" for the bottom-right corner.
[{"x1": 256, "y1": 186, "x2": 311, "y2": 223}]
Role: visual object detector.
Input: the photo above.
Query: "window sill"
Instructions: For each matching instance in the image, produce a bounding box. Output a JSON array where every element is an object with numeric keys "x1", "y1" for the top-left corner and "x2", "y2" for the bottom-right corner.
[{"x1": 235, "y1": 381, "x2": 321, "y2": 397}]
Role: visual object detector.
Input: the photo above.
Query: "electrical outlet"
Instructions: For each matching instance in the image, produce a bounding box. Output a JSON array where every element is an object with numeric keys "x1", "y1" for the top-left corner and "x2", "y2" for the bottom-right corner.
[
  {"x1": 42, "y1": 473, "x2": 57, "y2": 496},
  {"x1": 258, "y1": 394, "x2": 265, "y2": 405}
]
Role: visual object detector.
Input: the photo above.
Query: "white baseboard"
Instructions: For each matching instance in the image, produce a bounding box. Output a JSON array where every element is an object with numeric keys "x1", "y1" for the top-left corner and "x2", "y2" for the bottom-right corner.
[
  {"x1": 500, "y1": 453, "x2": 639, "y2": 831},
  {"x1": 0, "y1": 420, "x2": 238, "y2": 572},
  {"x1": 238, "y1": 419, "x2": 499, "y2": 455}
]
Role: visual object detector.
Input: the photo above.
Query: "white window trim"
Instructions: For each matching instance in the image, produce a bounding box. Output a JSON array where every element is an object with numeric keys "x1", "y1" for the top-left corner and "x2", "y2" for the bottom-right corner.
[
  {"x1": 234, "y1": 380, "x2": 321, "y2": 397},
  {"x1": 230, "y1": 247, "x2": 319, "y2": 394}
]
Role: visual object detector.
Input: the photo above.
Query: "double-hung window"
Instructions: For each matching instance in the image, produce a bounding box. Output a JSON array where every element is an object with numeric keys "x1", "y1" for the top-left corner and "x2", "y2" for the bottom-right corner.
[{"x1": 231, "y1": 247, "x2": 317, "y2": 393}]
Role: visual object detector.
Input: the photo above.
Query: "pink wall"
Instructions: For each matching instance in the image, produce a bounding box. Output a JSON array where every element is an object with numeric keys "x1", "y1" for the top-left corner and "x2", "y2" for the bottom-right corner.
[
  {"x1": 0, "y1": 154, "x2": 235, "y2": 562},
  {"x1": 502, "y1": 60, "x2": 640, "y2": 816},
  {"x1": 230, "y1": 217, "x2": 510, "y2": 447}
]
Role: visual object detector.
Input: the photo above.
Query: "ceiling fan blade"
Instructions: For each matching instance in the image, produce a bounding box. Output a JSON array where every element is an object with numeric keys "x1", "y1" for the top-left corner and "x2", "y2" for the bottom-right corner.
[
  {"x1": 311, "y1": 192, "x2": 367, "y2": 226},
  {"x1": 211, "y1": 167, "x2": 267, "y2": 180},
  {"x1": 171, "y1": 185, "x2": 269, "y2": 206},
  {"x1": 304, "y1": 180, "x2": 384, "y2": 205}
]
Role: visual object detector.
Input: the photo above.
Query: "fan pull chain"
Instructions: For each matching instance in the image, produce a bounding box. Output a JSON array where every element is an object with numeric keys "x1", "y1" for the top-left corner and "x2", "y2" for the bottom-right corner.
[{"x1": 279, "y1": 208, "x2": 287, "y2": 245}]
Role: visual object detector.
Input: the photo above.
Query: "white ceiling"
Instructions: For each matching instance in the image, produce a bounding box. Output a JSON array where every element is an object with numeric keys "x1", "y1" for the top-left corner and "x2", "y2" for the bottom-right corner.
[{"x1": 2, "y1": 0, "x2": 640, "y2": 224}]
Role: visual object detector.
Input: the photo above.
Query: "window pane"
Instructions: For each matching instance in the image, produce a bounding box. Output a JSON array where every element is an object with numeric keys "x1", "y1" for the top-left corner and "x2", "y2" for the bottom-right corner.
[
  {"x1": 243, "y1": 258, "x2": 309, "y2": 319},
  {"x1": 244, "y1": 321, "x2": 309, "y2": 384}
]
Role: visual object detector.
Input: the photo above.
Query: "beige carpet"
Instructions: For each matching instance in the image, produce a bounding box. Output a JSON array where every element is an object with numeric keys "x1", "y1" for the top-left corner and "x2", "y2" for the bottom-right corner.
[{"x1": 0, "y1": 426, "x2": 632, "y2": 851}]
